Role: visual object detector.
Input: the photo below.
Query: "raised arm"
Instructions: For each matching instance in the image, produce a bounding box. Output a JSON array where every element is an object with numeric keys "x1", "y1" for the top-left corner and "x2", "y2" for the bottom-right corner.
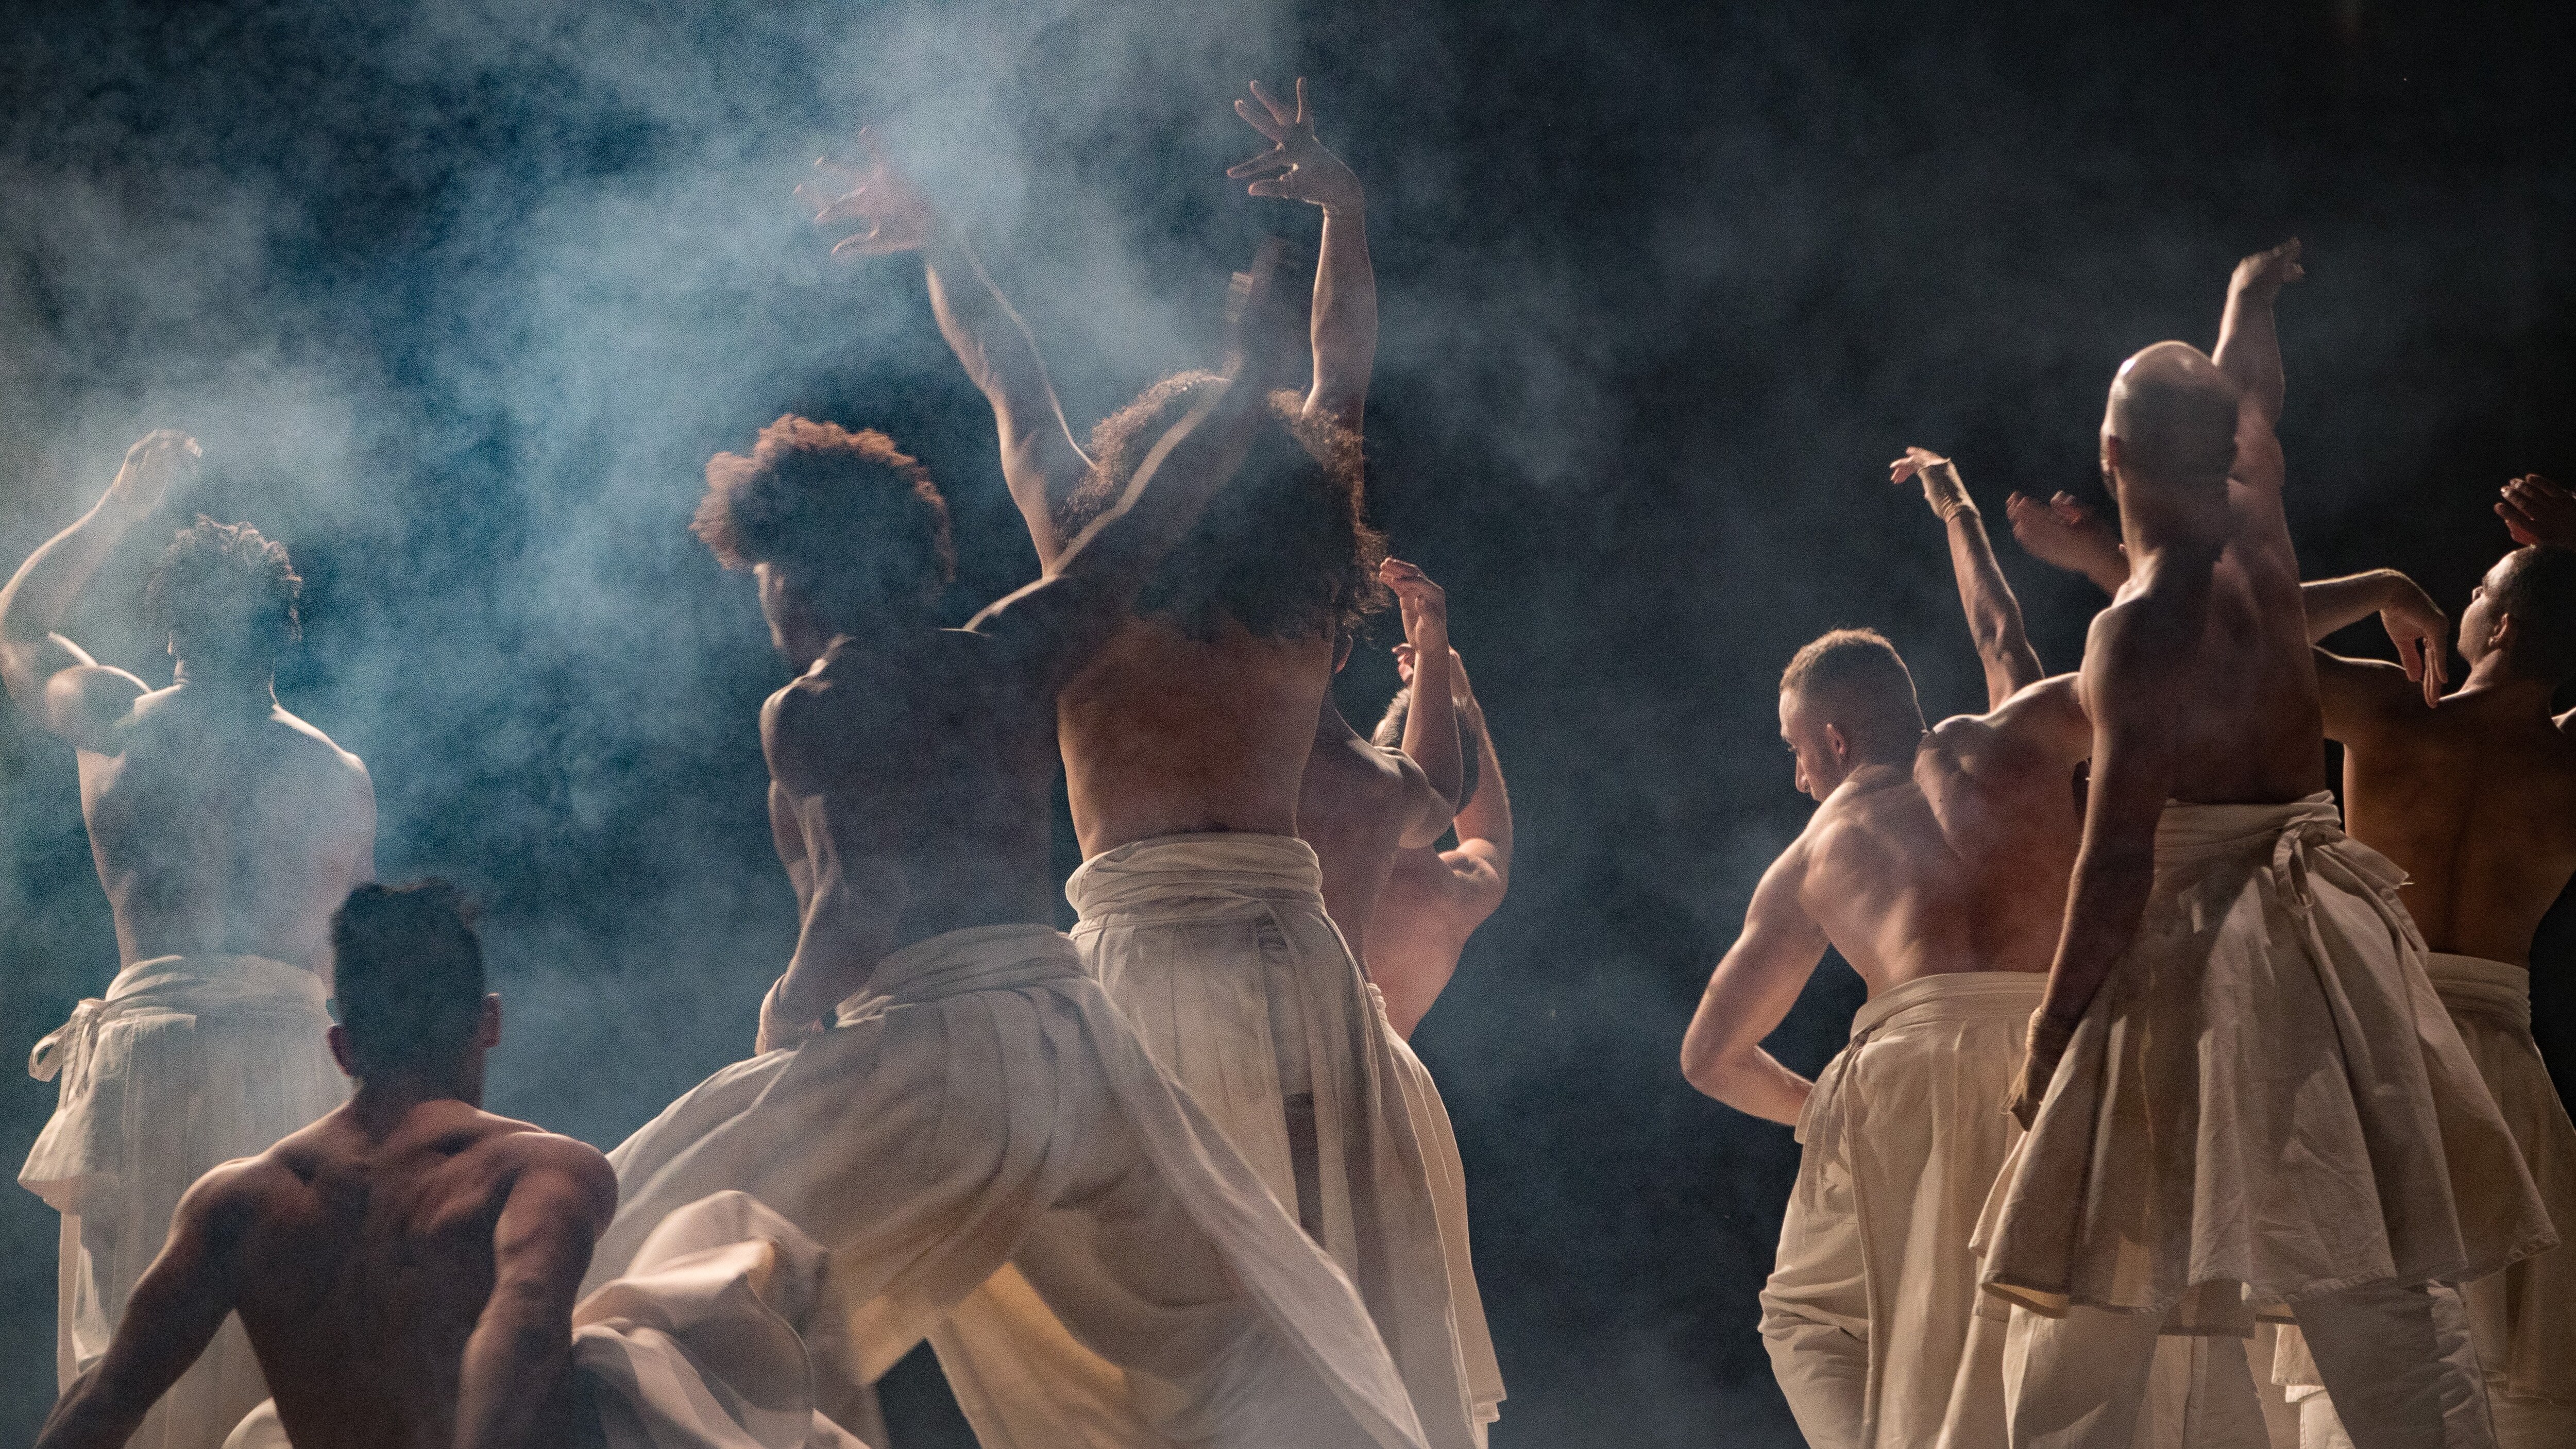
[
  {"x1": 965, "y1": 240, "x2": 1300, "y2": 682},
  {"x1": 1229, "y1": 78, "x2": 1374, "y2": 429},
  {"x1": 809, "y1": 133, "x2": 1089, "y2": 565},
  {"x1": 2, "y1": 431, "x2": 195, "y2": 748},
  {"x1": 2213, "y1": 238, "x2": 2302, "y2": 429},
  {"x1": 455, "y1": 1141, "x2": 618, "y2": 1449},
  {"x1": 2006, "y1": 490, "x2": 2130, "y2": 596},
  {"x1": 1681, "y1": 843, "x2": 1832, "y2": 1126},
  {"x1": 35, "y1": 1163, "x2": 252, "y2": 1449},
  {"x1": 1439, "y1": 649, "x2": 1512, "y2": 885},
  {"x1": 756, "y1": 697, "x2": 914, "y2": 1051},
  {"x1": 2007, "y1": 582, "x2": 2210, "y2": 1128},
  {"x1": 2299, "y1": 568, "x2": 2446, "y2": 707},
  {"x1": 1382, "y1": 559, "x2": 1462, "y2": 846},
  {"x1": 1894, "y1": 448, "x2": 2043, "y2": 706},
  {"x1": 2498, "y1": 473, "x2": 2576, "y2": 550}
]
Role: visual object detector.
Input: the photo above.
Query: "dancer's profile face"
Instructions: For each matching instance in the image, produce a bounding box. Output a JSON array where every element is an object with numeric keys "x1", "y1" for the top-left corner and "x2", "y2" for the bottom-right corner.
[{"x1": 1778, "y1": 689, "x2": 1845, "y2": 803}]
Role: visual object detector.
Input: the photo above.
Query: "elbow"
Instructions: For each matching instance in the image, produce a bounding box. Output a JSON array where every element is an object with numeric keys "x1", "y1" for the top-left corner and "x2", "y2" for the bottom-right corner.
[{"x1": 1679, "y1": 1041, "x2": 1740, "y2": 1102}]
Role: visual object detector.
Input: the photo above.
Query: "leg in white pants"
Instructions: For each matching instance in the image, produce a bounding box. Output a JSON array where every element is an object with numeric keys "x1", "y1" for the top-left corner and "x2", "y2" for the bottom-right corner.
[
  {"x1": 2287, "y1": 1282, "x2": 2496, "y2": 1449},
  {"x1": 2003, "y1": 1305, "x2": 2274, "y2": 1449}
]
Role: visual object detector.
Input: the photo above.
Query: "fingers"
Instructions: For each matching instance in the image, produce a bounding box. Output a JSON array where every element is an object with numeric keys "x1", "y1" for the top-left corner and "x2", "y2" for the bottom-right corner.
[
  {"x1": 1293, "y1": 75, "x2": 1309, "y2": 125},
  {"x1": 1235, "y1": 95, "x2": 1287, "y2": 142},
  {"x1": 1248, "y1": 78, "x2": 1296, "y2": 127},
  {"x1": 1889, "y1": 455, "x2": 1921, "y2": 485},
  {"x1": 1227, "y1": 149, "x2": 1292, "y2": 179}
]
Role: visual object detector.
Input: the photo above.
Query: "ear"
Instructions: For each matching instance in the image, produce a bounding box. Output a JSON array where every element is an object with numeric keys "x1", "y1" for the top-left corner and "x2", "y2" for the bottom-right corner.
[
  {"x1": 2490, "y1": 611, "x2": 2517, "y2": 658},
  {"x1": 1824, "y1": 722, "x2": 1851, "y2": 762},
  {"x1": 479, "y1": 994, "x2": 502, "y2": 1049},
  {"x1": 326, "y1": 1022, "x2": 360, "y2": 1080}
]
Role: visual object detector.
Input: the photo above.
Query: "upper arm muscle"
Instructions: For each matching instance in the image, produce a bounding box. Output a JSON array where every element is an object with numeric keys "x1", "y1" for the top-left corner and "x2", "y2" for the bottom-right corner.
[{"x1": 42, "y1": 662, "x2": 145, "y2": 752}]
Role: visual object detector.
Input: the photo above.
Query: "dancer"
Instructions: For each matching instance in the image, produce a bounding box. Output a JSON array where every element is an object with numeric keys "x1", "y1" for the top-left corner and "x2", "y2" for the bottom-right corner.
[
  {"x1": 2236, "y1": 549, "x2": 2576, "y2": 1447},
  {"x1": 1680, "y1": 445, "x2": 2094, "y2": 1449},
  {"x1": 1363, "y1": 642, "x2": 1511, "y2": 1040},
  {"x1": 36, "y1": 883, "x2": 867, "y2": 1449},
  {"x1": 827, "y1": 99, "x2": 1491, "y2": 1448},
  {"x1": 590, "y1": 242, "x2": 1429, "y2": 1449},
  {"x1": 1978, "y1": 240, "x2": 2553, "y2": 1449},
  {"x1": 1, "y1": 432, "x2": 374, "y2": 1449}
]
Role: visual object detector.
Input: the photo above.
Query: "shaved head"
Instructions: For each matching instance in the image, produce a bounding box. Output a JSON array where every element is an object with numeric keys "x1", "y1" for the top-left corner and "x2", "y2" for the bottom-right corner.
[{"x1": 2105, "y1": 341, "x2": 2241, "y2": 492}]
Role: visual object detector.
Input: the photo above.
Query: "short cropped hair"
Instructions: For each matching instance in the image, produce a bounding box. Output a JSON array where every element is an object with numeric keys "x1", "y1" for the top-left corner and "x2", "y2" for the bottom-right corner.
[
  {"x1": 692, "y1": 417, "x2": 955, "y2": 627},
  {"x1": 1372, "y1": 685, "x2": 1481, "y2": 811},
  {"x1": 1780, "y1": 628, "x2": 1926, "y2": 745},
  {"x1": 2494, "y1": 545, "x2": 2576, "y2": 683},
  {"x1": 1056, "y1": 373, "x2": 1387, "y2": 641},
  {"x1": 331, "y1": 881, "x2": 486, "y2": 1077},
  {"x1": 145, "y1": 517, "x2": 300, "y2": 668}
]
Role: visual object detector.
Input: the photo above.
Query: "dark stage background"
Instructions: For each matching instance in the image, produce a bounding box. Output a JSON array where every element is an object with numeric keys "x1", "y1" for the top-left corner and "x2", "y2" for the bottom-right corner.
[{"x1": 3, "y1": 1, "x2": 2573, "y2": 1443}]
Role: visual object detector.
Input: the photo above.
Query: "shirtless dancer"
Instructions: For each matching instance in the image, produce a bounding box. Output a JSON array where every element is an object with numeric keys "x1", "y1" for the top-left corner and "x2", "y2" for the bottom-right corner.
[
  {"x1": 1362, "y1": 643, "x2": 1511, "y2": 1040},
  {"x1": 2, "y1": 433, "x2": 374, "y2": 1449},
  {"x1": 34, "y1": 882, "x2": 871, "y2": 1449},
  {"x1": 588, "y1": 235, "x2": 1429, "y2": 1449},
  {"x1": 1977, "y1": 241, "x2": 2552, "y2": 1449},
  {"x1": 1680, "y1": 446, "x2": 2093, "y2": 1449},
  {"x1": 844, "y1": 88, "x2": 1490, "y2": 1448}
]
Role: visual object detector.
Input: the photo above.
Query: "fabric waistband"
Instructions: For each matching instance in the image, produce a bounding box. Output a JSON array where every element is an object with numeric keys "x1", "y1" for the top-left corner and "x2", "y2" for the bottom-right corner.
[
  {"x1": 1063, "y1": 831, "x2": 1327, "y2": 919},
  {"x1": 1849, "y1": 970, "x2": 2049, "y2": 1041},
  {"x1": 2154, "y1": 791, "x2": 2341, "y2": 858},
  {"x1": 2423, "y1": 952, "x2": 2532, "y2": 1033},
  {"x1": 835, "y1": 924, "x2": 1084, "y2": 1022},
  {"x1": 31, "y1": 953, "x2": 328, "y2": 1083}
]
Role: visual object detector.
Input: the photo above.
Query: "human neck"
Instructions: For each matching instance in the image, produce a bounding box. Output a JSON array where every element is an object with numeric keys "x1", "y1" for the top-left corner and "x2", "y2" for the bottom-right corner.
[
  {"x1": 171, "y1": 660, "x2": 277, "y2": 707},
  {"x1": 2456, "y1": 653, "x2": 2562, "y2": 711},
  {"x1": 348, "y1": 1069, "x2": 481, "y2": 1135}
]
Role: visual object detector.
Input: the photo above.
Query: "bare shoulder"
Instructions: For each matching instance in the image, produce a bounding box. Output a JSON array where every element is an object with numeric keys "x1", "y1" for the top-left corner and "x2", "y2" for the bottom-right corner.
[
  {"x1": 461, "y1": 1117, "x2": 617, "y2": 1231},
  {"x1": 45, "y1": 664, "x2": 148, "y2": 752}
]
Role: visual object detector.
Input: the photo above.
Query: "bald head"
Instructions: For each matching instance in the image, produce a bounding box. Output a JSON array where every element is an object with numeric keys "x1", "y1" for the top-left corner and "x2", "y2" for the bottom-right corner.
[{"x1": 2104, "y1": 342, "x2": 2241, "y2": 493}]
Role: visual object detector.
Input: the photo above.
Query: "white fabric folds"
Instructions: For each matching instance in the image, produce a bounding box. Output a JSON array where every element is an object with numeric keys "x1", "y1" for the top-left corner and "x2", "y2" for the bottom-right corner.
[
  {"x1": 592, "y1": 923, "x2": 1428, "y2": 1449},
  {"x1": 22, "y1": 953, "x2": 345, "y2": 1449},
  {"x1": 1978, "y1": 796, "x2": 2556, "y2": 1328},
  {"x1": 1066, "y1": 833, "x2": 1495, "y2": 1449},
  {"x1": 1760, "y1": 969, "x2": 2046, "y2": 1449}
]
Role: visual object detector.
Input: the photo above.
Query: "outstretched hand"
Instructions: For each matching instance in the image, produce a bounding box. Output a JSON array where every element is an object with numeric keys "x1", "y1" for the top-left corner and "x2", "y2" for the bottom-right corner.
[
  {"x1": 1890, "y1": 447, "x2": 1971, "y2": 521},
  {"x1": 2230, "y1": 237, "x2": 2304, "y2": 304},
  {"x1": 105, "y1": 430, "x2": 200, "y2": 518},
  {"x1": 1228, "y1": 78, "x2": 1363, "y2": 213},
  {"x1": 2498, "y1": 473, "x2": 2576, "y2": 550},
  {"x1": 802, "y1": 128, "x2": 941, "y2": 259},
  {"x1": 1381, "y1": 558, "x2": 1449, "y2": 653},
  {"x1": 2006, "y1": 490, "x2": 2125, "y2": 580}
]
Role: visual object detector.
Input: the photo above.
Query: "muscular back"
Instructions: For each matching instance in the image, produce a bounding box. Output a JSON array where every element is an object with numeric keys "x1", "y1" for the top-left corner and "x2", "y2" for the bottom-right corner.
[
  {"x1": 225, "y1": 1104, "x2": 611, "y2": 1449},
  {"x1": 78, "y1": 686, "x2": 374, "y2": 974},
  {"x1": 766, "y1": 628, "x2": 1065, "y2": 966},
  {"x1": 1794, "y1": 763, "x2": 1984, "y2": 994},
  {"x1": 1916, "y1": 687, "x2": 2089, "y2": 976},
  {"x1": 2332, "y1": 685, "x2": 2576, "y2": 966},
  {"x1": 1056, "y1": 617, "x2": 1332, "y2": 857}
]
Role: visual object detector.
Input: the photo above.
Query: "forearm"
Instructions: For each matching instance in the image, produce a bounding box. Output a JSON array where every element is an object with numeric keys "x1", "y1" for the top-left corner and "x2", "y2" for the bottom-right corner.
[
  {"x1": 32, "y1": 1370, "x2": 149, "y2": 1449},
  {"x1": 1, "y1": 497, "x2": 131, "y2": 700},
  {"x1": 1307, "y1": 203, "x2": 1376, "y2": 428},
  {"x1": 454, "y1": 1299, "x2": 577, "y2": 1449},
  {"x1": 2039, "y1": 841, "x2": 2157, "y2": 1025},
  {"x1": 1681, "y1": 1042, "x2": 1812, "y2": 1126},
  {"x1": 1400, "y1": 640, "x2": 1463, "y2": 814},
  {"x1": 2215, "y1": 286, "x2": 2285, "y2": 423},
  {"x1": 2298, "y1": 571, "x2": 2398, "y2": 642},
  {"x1": 1942, "y1": 507, "x2": 2044, "y2": 703},
  {"x1": 920, "y1": 238, "x2": 1081, "y2": 552},
  {"x1": 1451, "y1": 724, "x2": 1511, "y2": 870}
]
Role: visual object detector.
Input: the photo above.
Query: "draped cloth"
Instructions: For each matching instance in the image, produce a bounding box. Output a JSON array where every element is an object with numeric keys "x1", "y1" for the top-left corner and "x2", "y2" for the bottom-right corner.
[
  {"x1": 1978, "y1": 796, "x2": 2556, "y2": 1331},
  {"x1": 21, "y1": 953, "x2": 345, "y2": 1449},
  {"x1": 1759, "y1": 970, "x2": 2045, "y2": 1449},
  {"x1": 1065, "y1": 833, "x2": 1493, "y2": 1449},
  {"x1": 2272, "y1": 952, "x2": 2576, "y2": 1442},
  {"x1": 590, "y1": 923, "x2": 1428, "y2": 1449},
  {"x1": 223, "y1": 1191, "x2": 873, "y2": 1449}
]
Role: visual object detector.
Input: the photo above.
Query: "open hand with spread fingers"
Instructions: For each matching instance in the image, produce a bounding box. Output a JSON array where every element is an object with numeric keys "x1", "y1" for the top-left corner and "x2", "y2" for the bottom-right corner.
[
  {"x1": 105, "y1": 430, "x2": 200, "y2": 520},
  {"x1": 1228, "y1": 77, "x2": 1363, "y2": 214},
  {"x1": 2006, "y1": 489, "x2": 2127, "y2": 587},
  {"x1": 800, "y1": 127, "x2": 942, "y2": 259},
  {"x1": 2498, "y1": 473, "x2": 2576, "y2": 550}
]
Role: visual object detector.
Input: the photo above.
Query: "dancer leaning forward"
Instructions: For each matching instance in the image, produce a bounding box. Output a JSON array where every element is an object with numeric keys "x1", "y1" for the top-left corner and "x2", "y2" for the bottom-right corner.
[
  {"x1": 591, "y1": 242, "x2": 1428, "y2": 1449},
  {"x1": 1976, "y1": 241, "x2": 2554, "y2": 1449}
]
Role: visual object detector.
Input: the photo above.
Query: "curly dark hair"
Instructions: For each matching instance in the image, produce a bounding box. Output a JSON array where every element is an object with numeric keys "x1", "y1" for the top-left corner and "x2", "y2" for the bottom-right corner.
[
  {"x1": 1056, "y1": 373, "x2": 1387, "y2": 642},
  {"x1": 692, "y1": 416, "x2": 956, "y2": 627},
  {"x1": 331, "y1": 880, "x2": 485, "y2": 1076},
  {"x1": 145, "y1": 517, "x2": 301, "y2": 668}
]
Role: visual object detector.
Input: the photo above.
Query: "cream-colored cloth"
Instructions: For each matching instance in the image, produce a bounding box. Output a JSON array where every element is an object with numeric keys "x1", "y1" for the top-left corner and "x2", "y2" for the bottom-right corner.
[
  {"x1": 590, "y1": 923, "x2": 1427, "y2": 1449},
  {"x1": 1979, "y1": 796, "x2": 2555, "y2": 1328},
  {"x1": 2270, "y1": 953, "x2": 2576, "y2": 1445},
  {"x1": 1066, "y1": 833, "x2": 1490, "y2": 1449},
  {"x1": 1368, "y1": 983, "x2": 1504, "y2": 1442},
  {"x1": 1758, "y1": 970, "x2": 2045, "y2": 1449},
  {"x1": 222, "y1": 1191, "x2": 873, "y2": 1449},
  {"x1": 21, "y1": 953, "x2": 345, "y2": 1449}
]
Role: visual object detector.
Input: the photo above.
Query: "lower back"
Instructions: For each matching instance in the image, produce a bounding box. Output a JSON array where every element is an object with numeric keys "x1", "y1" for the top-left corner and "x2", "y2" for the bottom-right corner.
[
  {"x1": 1058, "y1": 618, "x2": 1332, "y2": 857},
  {"x1": 2346, "y1": 717, "x2": 2576, "y2": 966}
]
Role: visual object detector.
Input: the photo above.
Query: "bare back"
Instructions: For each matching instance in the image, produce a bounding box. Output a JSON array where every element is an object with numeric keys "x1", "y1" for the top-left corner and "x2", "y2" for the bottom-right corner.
[
  {"x1": 79, "y1": 685, "x2": 375, "y2": 974},
  {"x1": 1296, "y1": 709, "x2": 1419, "y2": 962},
  {"x1": 1916, "y1": 700, "x2": 2088, "y2": 976},
  {"x1": 2335, "y1": 690, "x2": 2576, "y2": 966},
  {"x1": 1057, "y1": 617, "x2": 1332, "y2": 857},
  {"x1": 223, "y1": 1103, "x2": 611, "y2": 1449},
  {"x1": 766, "y1": 628, "x2": 1065, "y2": 965},
  {"x1": 1793, "y1": 763, "x2": 1984, "y2": 995}
]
